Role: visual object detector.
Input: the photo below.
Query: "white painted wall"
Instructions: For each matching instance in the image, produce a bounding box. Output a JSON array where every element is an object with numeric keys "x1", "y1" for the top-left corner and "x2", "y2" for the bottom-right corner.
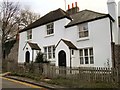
[
  {"x1": 65, "y1": 18, "x2": 112, "y2": 67},
  {"x1": 55, "y1": 41, "x2": 70, "y2": 67},
  {"x1": 118, "y1": 1, "x2": 120, "y2": 16},
  {"x1": 18, "y1": 14, "x2": 113, "y2": 67},
  {"x1": 18, "y1": 18, "x2": 71, "y2": 63}
]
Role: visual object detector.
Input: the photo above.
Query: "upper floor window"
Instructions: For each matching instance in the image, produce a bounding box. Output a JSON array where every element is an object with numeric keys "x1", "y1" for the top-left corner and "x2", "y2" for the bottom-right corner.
[
  {"x1": 46, "y1": 23, "x2": 54, "y2": 35},
  {"x1": 78, "y1": 23, "x2": 88, "y2": 38},
  {"x1": 79, "y1": 48, "x2": 94, "y2": 65},
  {"x1": 27, "y1": 30, "x2": 32, "y2": 40}
]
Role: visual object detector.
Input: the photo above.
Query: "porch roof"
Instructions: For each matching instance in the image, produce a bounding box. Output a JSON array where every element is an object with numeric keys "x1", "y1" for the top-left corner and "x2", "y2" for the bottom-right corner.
[
  {"x1": 56, "y1": 39, "x2": 78, "y2": 50},
  {"x1": 28, "y1": 42, "x2": 41, "y2": 50}
]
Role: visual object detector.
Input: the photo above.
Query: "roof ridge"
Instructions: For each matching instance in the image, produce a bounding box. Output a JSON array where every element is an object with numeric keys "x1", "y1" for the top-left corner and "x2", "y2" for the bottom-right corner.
[{"x1": 72, "y1": 9, "x2": 107, "y2": 16}]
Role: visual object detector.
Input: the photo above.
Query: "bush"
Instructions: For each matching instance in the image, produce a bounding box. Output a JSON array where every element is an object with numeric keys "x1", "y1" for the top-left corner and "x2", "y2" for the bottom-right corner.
[
  {"x1": 35, "y1": 52, "x2": 50, "y2": 63},
  {"x1": 35, "y1": 52, "x2": 44, "y2": 63}
]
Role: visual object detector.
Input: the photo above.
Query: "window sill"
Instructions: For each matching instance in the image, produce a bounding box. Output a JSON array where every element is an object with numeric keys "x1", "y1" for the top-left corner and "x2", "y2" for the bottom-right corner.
[
  {"x1": 77, "y1": 37, "x2": 89, "y2": 42},
  {"x1": 26, "y1": 39, "x2": 32, "y2": 42},
  {"x1": 45, "y1": 34, "x2": 54, "y2": 38}
]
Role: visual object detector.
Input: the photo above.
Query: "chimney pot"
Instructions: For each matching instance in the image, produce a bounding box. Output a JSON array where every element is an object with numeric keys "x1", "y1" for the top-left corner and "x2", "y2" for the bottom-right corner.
[
  {"x1": 75, "y1": 2, "x2": 77, "y2": 7},
  {"x1": 68, "y1": 4, "x2": 70, "y2": 10},
  {"x1": 72, "y1": 3, "x2": 74, "y2": 8}
]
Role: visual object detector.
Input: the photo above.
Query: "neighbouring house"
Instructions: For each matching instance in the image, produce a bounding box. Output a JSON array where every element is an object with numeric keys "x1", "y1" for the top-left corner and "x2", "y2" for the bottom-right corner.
[{"x1": 18, "y1": 0, "x2": 120, "y2": 67}]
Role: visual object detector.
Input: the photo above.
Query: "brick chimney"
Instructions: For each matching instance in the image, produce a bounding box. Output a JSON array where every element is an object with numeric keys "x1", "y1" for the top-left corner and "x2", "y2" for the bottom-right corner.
[{"x1": 66, "y1": 2, "x2": 79, "y2": 15}]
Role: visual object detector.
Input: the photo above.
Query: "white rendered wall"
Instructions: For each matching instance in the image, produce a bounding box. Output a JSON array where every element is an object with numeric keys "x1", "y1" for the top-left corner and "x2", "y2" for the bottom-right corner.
[
  {"x1": 18, "y1": 18, "x2": 71, "y2": 63},
  {"x1": 118, "y1": 1, "x2": 120, "y2": 16},
  {"x1": 18, "y1": 16, "x2": 112, "y2": 67},
  {"x1": 55, "y1": 41, "x2": 70, "y2": 67},
  {"x1": 65, "y1": 18, "x2": 112, "y2": 67}
]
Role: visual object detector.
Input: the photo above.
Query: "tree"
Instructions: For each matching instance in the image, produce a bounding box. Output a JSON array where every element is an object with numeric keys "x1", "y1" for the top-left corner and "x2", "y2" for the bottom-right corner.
[
  {"x1": 17, "y1": 8, "x2": 40, "y2": 29},
  {"x1": 0, "y1": 0, "x2": 20, "y2": 60}
]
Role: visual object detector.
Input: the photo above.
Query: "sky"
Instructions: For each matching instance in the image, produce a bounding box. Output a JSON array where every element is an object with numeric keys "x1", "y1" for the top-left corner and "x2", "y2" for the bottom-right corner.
[{"x1": 0, "y1": 0, "x2": 120, "y2": 16}]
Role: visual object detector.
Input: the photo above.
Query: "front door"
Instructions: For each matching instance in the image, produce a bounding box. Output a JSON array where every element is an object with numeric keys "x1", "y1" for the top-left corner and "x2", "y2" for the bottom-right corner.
[
  {"x1": 25, "y1": 51, "x2": 30, "y2": 63},
  {"x1": 58, "y1": 50, "x2": 66, "y2": 67}
]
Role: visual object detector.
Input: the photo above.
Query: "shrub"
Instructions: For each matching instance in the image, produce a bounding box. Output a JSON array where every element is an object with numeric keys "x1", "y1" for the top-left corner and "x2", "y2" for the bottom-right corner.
[{"x1": 35, "y1": 52, "x2": 44, "y2": 63}]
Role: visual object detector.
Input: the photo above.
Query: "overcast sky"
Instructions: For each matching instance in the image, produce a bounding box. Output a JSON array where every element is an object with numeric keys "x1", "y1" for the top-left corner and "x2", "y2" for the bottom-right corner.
[{"x1": 1, "y1": 0, "x2": 120, "y2": 16}]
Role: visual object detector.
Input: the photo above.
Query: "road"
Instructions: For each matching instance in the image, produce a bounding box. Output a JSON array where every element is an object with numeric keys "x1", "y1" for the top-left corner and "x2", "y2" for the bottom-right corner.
[{"x1": 1, "y1": 77, "x2": 48, "y2": 89}]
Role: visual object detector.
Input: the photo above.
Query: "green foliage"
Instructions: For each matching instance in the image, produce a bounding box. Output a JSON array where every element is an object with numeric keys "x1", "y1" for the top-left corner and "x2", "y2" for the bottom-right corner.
[
  {"x1": 35, "y1": 52, "x2": 44, "y2": 63},
  {"x1": 35, "y1": 52, "x2": 50, "y2": 63}
]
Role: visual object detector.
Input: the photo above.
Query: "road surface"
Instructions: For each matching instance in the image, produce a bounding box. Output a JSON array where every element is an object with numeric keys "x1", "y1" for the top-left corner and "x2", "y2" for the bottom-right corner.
[{"x1": 1, "y1": 77, "x2": 48, "y2": 89}]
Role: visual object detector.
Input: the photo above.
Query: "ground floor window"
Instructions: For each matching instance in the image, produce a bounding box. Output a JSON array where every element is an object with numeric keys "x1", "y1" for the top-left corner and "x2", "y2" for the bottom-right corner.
[
  {"x1": 79, "y1": 48, "x2": 94, "y2": 64},
  {"x1": 44, "y1": 45, "x2": 55, "y2": 60}
]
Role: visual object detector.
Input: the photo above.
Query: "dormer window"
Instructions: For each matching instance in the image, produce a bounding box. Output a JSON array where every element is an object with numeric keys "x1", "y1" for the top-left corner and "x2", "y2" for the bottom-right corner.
[
  {"x1": 27, "y1": 30, "x2": 32, "y2": 40},
  {"x1": 78, "y1": 23, "x2": 88, "y2": 38},
  {"x1": 46, "y1": 23, "x2": 54, "y2": 35}
]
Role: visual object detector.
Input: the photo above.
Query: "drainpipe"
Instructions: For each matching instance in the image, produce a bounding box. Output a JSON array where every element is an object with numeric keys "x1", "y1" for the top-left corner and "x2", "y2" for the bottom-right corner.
[{"x1": 109, "y1": 19, "x2": 115, "y2": 68}]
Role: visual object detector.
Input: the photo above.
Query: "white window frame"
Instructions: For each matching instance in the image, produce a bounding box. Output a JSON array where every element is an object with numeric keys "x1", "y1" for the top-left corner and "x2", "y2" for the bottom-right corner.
[
  {"x1": 44, "y1": 45, "x2": 55, "y2": 60},
  {"x1": 27, "y1": 29, "x2": 32, "y2": 40},
  {"x1": 78, "y1": 23, "x2": 88, "y2": 38},
  {"x1": 79, "y1": 48, "x2": 94, "y2": 65},
  {"x1": 46, "y1": 23, "x2": 54, "y2": 35}
]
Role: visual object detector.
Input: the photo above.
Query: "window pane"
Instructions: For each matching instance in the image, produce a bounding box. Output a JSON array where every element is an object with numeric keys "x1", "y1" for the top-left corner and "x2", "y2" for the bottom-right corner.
[
  {"x1": 27, "y1": 30, "x2": 32, "y2": 39},
  {"x1": 85, "y1": 57, "x2": 89, "y2": 64},
  {"x1": 90, "y1": 56, "x2": 94, "y2": 64},
  {"x1": 80, "y1": 57, "x2": 84, "y2": 64},
  {"x1": 79, "y1": 49, "x2": 83, "y2": 56},
  {"x1": 79, "y1": 23, "x2": 88, "y2": 38},
  {"x1": 30, "y1": 35, "x2": 32, "y2": 39},
  {"x1": 89, "y1": 48, "x2": 93, "y2": 55},
  {"x1": 53, "y1": 46, "x2": 55, "y2": 58},
  {"x1": 72, "y1": 50, "x2": 74, "y2": 55},
  {"x1": 46, "y1": 23, "x2": 54, "y2": 35},
  {"x1": 44, "y1": 47, "x2": 47, "y2": 53},
  {"x1": 84, "y1": 31, "x2": 88, "y2": 37},
  {"x1": 48, "y1": 53, "x2": 52, "y2": 59},
  {"x1": 84, "y1": 49, "x2": 88, "y2": 56},
  {"x1": 48, "y1": 46, "x2": 51, "y2": 52}
]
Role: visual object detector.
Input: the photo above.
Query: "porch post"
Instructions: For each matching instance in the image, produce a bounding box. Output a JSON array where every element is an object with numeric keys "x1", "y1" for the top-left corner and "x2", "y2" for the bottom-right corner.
[
  {"x1": 70, "y1": 49, "x2": 72, "y2": 73},
  {"x1": 32, "y1": 50, "x2": 34, "y2": 62}
]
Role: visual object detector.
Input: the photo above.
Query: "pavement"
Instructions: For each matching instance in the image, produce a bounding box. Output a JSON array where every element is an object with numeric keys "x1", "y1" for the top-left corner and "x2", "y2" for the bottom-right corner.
[{"x1": 3, "y1": 73, "x2": 66, "y2": 89}]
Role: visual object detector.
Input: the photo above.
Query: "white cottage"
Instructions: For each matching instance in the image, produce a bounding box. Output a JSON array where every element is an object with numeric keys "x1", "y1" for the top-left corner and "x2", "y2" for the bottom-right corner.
[{"x1": 18, "y1": 0, "x2": 120, "y2": 67}]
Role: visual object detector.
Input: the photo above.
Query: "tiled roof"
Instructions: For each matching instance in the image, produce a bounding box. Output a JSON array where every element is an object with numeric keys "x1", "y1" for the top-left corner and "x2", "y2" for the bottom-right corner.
[
  {"x1": 56, "y1": 39, "x2": 77, "y2": 50},
  {"x1": 19, "y1": 8, "x2": 71, "y2": 33},
  {"x1": 28, "y1": 42, "x2": 41, "y2": 50},
  {"x1": 65, "y1": 10, "x2": 112, "y2": 28},
  {"x1": 19, "y1": 8, "x2": 114, "y2": 33}
]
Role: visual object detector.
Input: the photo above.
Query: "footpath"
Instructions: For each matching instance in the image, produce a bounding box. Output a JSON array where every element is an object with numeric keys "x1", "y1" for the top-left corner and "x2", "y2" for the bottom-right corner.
[{"x1": 2, "y1": 72, "x2": 66, "y2": 89}]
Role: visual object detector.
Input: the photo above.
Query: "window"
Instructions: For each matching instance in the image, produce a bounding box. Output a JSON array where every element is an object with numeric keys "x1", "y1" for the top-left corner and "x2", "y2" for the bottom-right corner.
[
  {"x1": 78, "y1": 23, "x2": 88, "y2": 38},
  {"x1": 27, "y1": 30, "x2": 32, "y2": 39},
  {"x1": 44, "y1": 45, "x2": 55, "y2": 60},
  {"x1": 79, "y1": 48, "x2": 94, "y2": 64},
  {"x1": 79, "y1": 49, "x2": 84, "y2": 64},
  {"x1": 71, "y1": 50, "x2": 74, "y2": 55},
  {"x1": 46, "y1": 23, "x2": 54, "y2": 35},
  {"x1": 48, "y1": 46, "x2": 52, "y2": 59}
]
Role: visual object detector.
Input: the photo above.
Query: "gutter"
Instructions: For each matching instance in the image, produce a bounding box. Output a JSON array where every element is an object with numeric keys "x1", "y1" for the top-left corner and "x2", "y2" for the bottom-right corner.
[{"x1": 65, "y1": 14, "x2": 115, "y2": 28}]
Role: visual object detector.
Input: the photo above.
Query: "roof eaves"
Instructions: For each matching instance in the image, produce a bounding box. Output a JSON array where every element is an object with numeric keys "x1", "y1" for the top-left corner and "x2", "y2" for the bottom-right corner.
[
  {"x1": 65, "y1": 14, "x2": 114, "y2": 28},
  {"x1": 19, "y1": 16, "x2": 72, "y2": 33}
]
